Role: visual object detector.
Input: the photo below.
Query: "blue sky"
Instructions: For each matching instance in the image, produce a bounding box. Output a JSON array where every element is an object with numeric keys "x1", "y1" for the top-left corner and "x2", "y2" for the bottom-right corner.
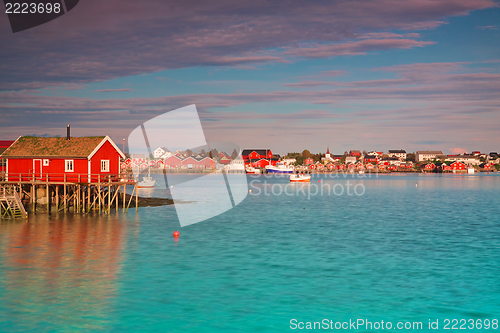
[{"x1": 1, "y1": 0, "x2": 499, "y2": 155}]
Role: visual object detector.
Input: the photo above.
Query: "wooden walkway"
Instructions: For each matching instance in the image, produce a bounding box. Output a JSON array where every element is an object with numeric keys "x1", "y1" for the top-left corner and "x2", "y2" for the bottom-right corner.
[
  {"x1": 0, "y1": 187, "x2": 28, "y2": 219},
  {"x1": 0, "y1": 172, "x2": 139, "y2": 219}
]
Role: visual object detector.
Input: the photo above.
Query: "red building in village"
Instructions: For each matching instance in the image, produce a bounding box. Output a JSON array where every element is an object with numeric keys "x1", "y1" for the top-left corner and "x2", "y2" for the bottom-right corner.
[
  {"x1": 2, "y1": 135, "x2": 125, "y2": 182},
  {"x1": 242, "y1": 149, "x2": 273, "y2": 162},
  {"x1": 0, "y1": 140, "x2": 15, "y2": 172},
  {"x1": 450, "y1": 161, "x2": 466, "y2": 172},
  {"x1": 241, "y1": 149, "x2": 279, "y2": 167},
  {"x1": 163, "y1": 155, "x2": 215, "y2": 169}
]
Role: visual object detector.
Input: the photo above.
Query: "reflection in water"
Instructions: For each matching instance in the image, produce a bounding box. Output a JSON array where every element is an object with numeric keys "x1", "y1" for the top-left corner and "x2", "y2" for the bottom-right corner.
[{"x1": 0, "y1": 215, "x2": 127, "y2": 332}]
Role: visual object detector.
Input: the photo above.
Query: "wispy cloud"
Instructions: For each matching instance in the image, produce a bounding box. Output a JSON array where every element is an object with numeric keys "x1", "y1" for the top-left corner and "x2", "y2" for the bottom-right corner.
[
  {"x1": 1, "y1": 60, "x2": 499, "y2": 153},
  {"x1": 0, "y1": 0, "x2": 496, "y2": 91},
  {"x1": 477, "y1": 25, "x2": 498, "y2": 30},
  {"x1": 95, "y1": 89, "x2": 133, "y2": 92}
]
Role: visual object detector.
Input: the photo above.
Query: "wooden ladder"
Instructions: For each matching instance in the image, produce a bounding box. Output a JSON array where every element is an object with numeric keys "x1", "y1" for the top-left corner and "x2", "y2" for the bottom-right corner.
[{"x1": 0, "y1": 187, "x2": 28, "y2": 219}]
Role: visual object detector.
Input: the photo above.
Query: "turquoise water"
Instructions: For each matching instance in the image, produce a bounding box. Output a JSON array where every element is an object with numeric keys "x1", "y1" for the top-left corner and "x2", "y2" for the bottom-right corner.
[{"x1": 1, "y1": 173, "x2": 499, "y2": 332}]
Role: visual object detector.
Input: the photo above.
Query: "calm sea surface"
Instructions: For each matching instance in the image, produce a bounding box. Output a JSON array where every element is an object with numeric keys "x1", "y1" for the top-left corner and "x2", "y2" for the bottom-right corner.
[{"x1": 1, "y1": 173, "x2": 499, "y2": 332}]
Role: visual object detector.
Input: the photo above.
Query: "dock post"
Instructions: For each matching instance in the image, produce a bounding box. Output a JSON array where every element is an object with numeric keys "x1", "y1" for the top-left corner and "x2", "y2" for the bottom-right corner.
[
  {"x1": 77, "y1": 175, "x2": 81, "y2": 213},
  {"x1": 46, "y1": 174, "x2": 49, "y2": 213},
  {"x1": 55, "y1": 185, "x2": 59, "y2": 212},
  {"x1": 31, "y1": 184, "x2": 35, "y2": 214},
  {"x1": 108, "y1": 183, "x2": 111, "y2": 214},
  {"x1": 115, "y1": 185, "x2": 118, "y2": 211},
  {"x1": 64, "y1": 174, "x2": 67, "y2": 212},
  {"x1": 135, "y1": 184, "x2": 138, "y2": 213},
  {"x1": 87, "y1": 185, "x2": 90, "y2": 213},
  {"x1": 123, "y1": 185, "x2": 125, "y2": 213},
  {"x1": 98, "y1": 175, "x2": 101, "y2": 213}
]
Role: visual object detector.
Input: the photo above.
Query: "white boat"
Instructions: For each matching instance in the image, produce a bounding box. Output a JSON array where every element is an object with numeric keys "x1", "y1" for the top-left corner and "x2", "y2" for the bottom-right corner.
[
  {"x1": 265, "y1": 163, "x2": 294, "y2": 174},
  {"x1": 138, "y1": 168, "x2": 156, "y2": 188},
  {"x1": 290, "y1": 174, "x2": 311, "y2": 182},
  {"x1": 245, "y1": 166, "x2": 261, "y2": 174},
  {"x1": 467, "y1": 168, "x2": 475, "y2": 174}
]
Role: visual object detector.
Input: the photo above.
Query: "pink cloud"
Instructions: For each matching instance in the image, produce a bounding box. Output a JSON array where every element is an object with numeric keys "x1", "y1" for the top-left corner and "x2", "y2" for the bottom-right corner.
[
  {"x1": 283, "y1": 38, "x2": 435, "y2": 58},
  {"x1": 449, "y1": 148, "x2": 468, "y2": 154}
]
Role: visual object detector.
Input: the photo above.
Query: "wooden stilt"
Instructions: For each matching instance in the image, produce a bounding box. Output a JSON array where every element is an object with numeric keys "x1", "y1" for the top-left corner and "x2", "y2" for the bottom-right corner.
[
  {"x1": 98, "y1": 175, "x2": 101, "y2": 213},
  {"x1": 123, "y1": 185, "x2": 126, "y2": 213},
  {"x1": 135, "y1": 184, "x2": 138, "y2": 212},
  {"x1": 31, "y1": 184, "x2": 35, "y2": 214},
  {"x1": 108, "y1": 183, "x2": 111, "y2": 214},
  {"x1": 56, "y1": 186, "x2": 59, "y2": 212},
  {"x1": 64, "y1": 174, "x2": 67, "y2": 212}
]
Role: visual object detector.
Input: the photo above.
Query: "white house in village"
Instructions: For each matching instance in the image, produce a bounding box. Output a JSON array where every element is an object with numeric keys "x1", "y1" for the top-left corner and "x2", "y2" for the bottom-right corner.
[
  {"x1": 281, "y1": 158, "x2": 297, "y2": 165},
  {"x1": 416, "y1": 151, "x2": 444, "y2": 162},
  {"x1": 224, "y1": 157, "x2": 245, "y2": 171},
  {"x1": 445, "y1": 155, "x2": 480, "y2": 165},
  {"x1": 388, "y1": 149, "x2": 407, "y2": 161},
  {"x1": 153, "y1": 147, "x2": 172, "y2": 159},
  {"x1": 345, "y1": 156, "x2": 357, "y2": 164}
]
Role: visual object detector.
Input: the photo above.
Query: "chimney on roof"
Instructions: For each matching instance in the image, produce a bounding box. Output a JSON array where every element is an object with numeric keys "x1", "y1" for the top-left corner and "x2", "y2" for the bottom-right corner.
[{"x1": 66, "y1": 124, "x2": 70, "y2": 140}]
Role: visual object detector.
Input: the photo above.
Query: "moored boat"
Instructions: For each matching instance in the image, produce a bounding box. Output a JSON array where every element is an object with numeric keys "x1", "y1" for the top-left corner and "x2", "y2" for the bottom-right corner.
[
  {"x1": 138, "y1": 167, "x2": 156, "y2": 188},
  {"x1": 138, "y1": 176, "x2": 156, "y2": 188},
  {"x1": 245, "y1": 166, "x2": 261, "y2": 174},
  {"x1": 290, "y1": 174, "x2": 311, "y2": 182},
  {"x1": 266, "y1": 163, "x2": 294, "y2": 174}
]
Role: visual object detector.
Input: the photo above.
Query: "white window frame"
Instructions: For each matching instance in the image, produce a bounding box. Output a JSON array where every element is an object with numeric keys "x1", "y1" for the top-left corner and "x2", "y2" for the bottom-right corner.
[
  {"x1": 101, "y1": 159, "x2": 110, "y2": 172},
  {"x1": 65, "y1": 159, "x2": 74, "y2": 172},
  {"x1": 43, "y1": 159, "x2": 49, "y2": 166}
]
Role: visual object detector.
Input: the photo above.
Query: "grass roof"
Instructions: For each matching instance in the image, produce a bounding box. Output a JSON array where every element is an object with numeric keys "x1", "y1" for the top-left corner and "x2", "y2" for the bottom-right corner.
[{"x1": 2, "y1": 136, "x2": 106, "y2": 158}]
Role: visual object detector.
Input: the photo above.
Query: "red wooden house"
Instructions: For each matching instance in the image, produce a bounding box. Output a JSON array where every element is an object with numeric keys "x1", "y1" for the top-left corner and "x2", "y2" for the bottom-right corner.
[
  {"x1": 424, "y1": 163, "x2": 435, "y2": 171},
  {"x1": 450, "y1": 161, "x2": 466, "y2": 171},
  {"x1": 480, "y1": 163, "x2": 492, "y2": 170},
  {"x1": 164, "y1": 155, "x2": 183, "y2": 168},
  {"x1": 248, "y1": 158, "x2": 271, "y2": 168},
  {"x1": 242, "y1": 149, "x2": 273, "y2": 165},
  {"x1": 0, "y1": 140, "x2": 15, "y2": 172},
  {"x1": 363, "y1": 156, "x2": 377, "y2": 163},
  {"x1": 349, "y1": 150, "x2": 361, "y2": 157},
  {"x1": 442, "y1": 164, "x2": 452, "y2": 171},
  {"x1": 3, "y1": 136, "x2": 125, "y2": 182},
  {"x1": 304, "y1": 158, "x2": 314, "y2": 165}
]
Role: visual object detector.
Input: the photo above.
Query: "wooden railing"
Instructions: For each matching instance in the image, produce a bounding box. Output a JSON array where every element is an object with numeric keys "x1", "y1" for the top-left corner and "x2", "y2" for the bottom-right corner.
[{"x1": 0, "y1": 172, "x2": 137, "y2": 183}]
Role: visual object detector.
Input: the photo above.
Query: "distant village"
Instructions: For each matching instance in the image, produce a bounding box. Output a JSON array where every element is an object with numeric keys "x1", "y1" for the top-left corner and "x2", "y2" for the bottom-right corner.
[
  {"x1": 1, "y1": 135, "x2": 499, "y2": 176},
  {"x1": 122, "y1": 146, "x2": 500, "y2": 174}
]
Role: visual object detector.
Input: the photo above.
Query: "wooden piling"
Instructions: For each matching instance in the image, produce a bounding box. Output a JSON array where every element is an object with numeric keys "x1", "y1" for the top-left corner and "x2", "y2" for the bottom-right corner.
[
  {"x1": 31, "y1": 184, "x2": 35, "y2": 213},
  {"x1": 64, "y1": 174, "x2": 67, "y2": 212},
  {"x1": 55, "y1": 186, "x2": 59, "y2": 212},
  {"x1": 2, "y1": 172, "x2": 137, "y2": 219}
]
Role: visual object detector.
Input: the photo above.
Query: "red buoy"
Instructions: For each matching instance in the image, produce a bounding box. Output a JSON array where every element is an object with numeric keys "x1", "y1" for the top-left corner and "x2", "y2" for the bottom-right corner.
[{"x1": 173, "y1": 231, "x2": 180, "y2": 237}]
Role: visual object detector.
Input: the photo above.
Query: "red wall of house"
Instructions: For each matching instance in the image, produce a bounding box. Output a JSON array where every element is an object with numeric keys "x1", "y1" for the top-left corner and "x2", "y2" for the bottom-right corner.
[
  {"x1": 198, "y1": 158, "x2": 215, "y2": 168},
  {"x1": 164, "y1": 156, "x2": 182, "y2": 168},
  {"x1": 6, "y1": 158, "x2": 88, "y2": 182},
  {"x1": 90, "y1": 140, "x2": 121, "y2": 177}
]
